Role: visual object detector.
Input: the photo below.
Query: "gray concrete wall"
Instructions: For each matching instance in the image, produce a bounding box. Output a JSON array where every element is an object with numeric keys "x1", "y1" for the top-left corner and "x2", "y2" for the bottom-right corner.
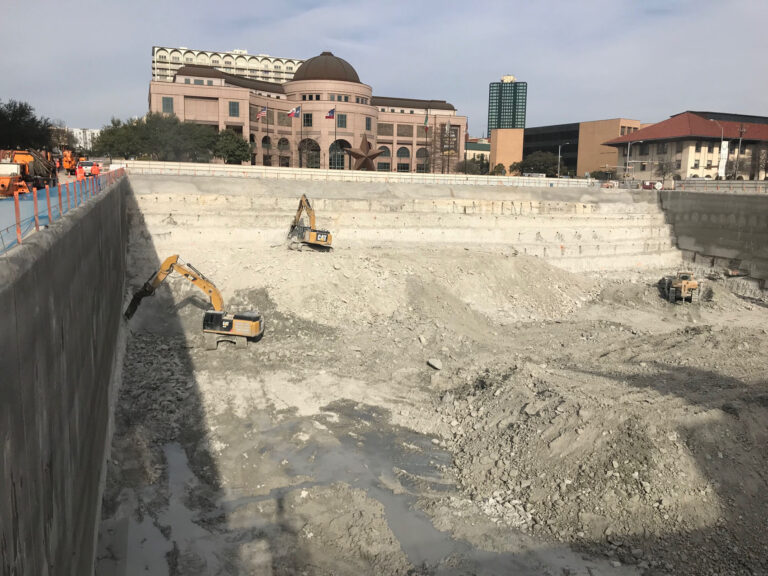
[
  {"x1": 0, "y1": 179, "x2": 129, "y2": 575},
  {"x1": 660, "y1": 191, "x2": 768, "y2": 282}
]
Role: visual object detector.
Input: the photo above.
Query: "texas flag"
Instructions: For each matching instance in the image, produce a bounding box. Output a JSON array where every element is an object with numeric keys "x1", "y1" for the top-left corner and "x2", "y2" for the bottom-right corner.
[
  {"x1": 325, "y1": 108, "x2": 335, "y2": 119},
  {"x1": 288, "y1": 106, "x2": 301, "y2": 118},
  {"x1": 256, "y1": 106, "x2": 267, "y2": 119}
]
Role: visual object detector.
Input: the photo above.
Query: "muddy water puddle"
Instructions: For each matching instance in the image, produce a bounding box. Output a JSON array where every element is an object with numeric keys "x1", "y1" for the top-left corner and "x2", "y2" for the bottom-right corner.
[{"x1": 98, "y1": 400, "x2": 627, "y2": 575}]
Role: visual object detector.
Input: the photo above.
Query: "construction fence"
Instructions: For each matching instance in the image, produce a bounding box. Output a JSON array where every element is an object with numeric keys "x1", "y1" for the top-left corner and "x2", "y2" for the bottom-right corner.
[{"x1": 0, "y1": 169, "x2": 127, "y2": 255}]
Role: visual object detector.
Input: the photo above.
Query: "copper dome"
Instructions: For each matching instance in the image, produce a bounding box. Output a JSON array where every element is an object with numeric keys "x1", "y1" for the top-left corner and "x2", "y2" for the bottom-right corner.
[{"x1": 291, "y1": 51, "x2": 361, "y2": 83}]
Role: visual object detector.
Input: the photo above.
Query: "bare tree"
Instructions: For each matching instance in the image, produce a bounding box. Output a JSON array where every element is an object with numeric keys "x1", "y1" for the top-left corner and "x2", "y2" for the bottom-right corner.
[
  {"x1": 726, "y1": 157, "x2": 747, "y2": 180},
  {"x1": 758, "y1": 147, "x2": 768, "y2": 180},
  {"x1": 655, "y1": 159, "x2": 676, "y2": 182}
]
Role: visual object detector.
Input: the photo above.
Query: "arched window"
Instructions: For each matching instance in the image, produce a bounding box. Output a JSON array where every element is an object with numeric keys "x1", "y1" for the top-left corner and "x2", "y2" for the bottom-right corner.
[
  {"x1": 299, "y1": 139, "x2": 321, "y2": 169},
  {"x1": 330, "y1": 140, "x2": 351, "y2": 170},
  {"x1": 396, "y1": 147, "x2": 410, "y2": 158},
  {"x1": 261, "y1": 136, "x2": 272, "y2": 166},
  {"x1": 416, "y1": 148, "x2": 429, "y2": 173},
  {"x1": 378, "y1": 146, "x2": 391, "y2": 158}
]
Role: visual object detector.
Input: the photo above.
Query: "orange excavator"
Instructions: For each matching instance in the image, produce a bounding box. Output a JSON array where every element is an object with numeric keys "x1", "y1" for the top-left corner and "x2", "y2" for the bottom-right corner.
[
  {"x1": 124, "y1": 254, "x2": 264, "y2": 349},
  {"x1": 287, "y1": 194, "x2": 333, "y2": 249}
]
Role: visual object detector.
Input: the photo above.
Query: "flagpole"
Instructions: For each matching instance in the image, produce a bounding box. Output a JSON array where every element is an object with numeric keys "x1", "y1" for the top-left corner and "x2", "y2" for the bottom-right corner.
[
  {"x1": 334, "y1": 107, "x2": 337, "y2": 170},
  {"x1": 267, "y1": 104, "x2": 270, "y2": 165},
  {"x1": 300, "y1": 108, "x2": 303, "y2": 169},
  {"x1": 423, "y1": 102, "x2": 432, "y2": 174}
]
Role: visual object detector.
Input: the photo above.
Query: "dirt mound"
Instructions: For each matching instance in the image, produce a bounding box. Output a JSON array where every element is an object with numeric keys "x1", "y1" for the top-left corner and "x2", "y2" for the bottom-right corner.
[
  {"x1": 260, "y1": 247, "x2": 598, "y2": 329},
  {"x1": 436, "y1": 324, "x2": 768, "y2": 574}
]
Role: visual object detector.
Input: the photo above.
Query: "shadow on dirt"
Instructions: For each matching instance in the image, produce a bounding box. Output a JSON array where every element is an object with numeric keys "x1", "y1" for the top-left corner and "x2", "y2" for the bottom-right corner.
[
  {"x1": 573, "y1": 362, "x2": 768, "y2": 574},
  {"x1": 95, "y1": 186, "x2": 312, "y2": 575}
]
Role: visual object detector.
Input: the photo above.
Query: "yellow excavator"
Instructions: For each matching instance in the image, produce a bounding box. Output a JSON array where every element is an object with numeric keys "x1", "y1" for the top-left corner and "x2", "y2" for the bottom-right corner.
[
  {"x1": 124, "y1": 255, "x2": 264, "y2": 349},
  {"x1": 287, "y1": 194, "x2": 333, "y2": 249}
]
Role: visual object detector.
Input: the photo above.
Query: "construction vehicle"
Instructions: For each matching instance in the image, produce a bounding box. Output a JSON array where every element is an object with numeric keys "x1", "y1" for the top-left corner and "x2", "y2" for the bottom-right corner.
[
  {"x1": 124, "y1": 255, "x2": 264, "y2": 350},
  {"x1": 287, "y1": 194, "x2": 333, "y2": 249},
  {"x1": 0, "y1": 163, "x2": 27, "y2": 196},
  {"x1": 661, "y1": 271, "x2": 701, "y2": 303},
  {"x1": 0, "y1": 150, "x2": 57, "y2": 194},
  {"x1": 62, "y1": 150, "x2": 77, "y2": 175}
]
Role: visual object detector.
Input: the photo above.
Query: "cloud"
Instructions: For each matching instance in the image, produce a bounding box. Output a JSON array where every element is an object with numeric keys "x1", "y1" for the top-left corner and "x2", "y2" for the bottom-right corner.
[{"x1": 1, "y1": 0, "x2": 766, "y2": 134}]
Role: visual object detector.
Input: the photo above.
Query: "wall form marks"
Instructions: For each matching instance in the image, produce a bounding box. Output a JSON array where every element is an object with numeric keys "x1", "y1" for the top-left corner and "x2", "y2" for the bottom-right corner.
[
  {"x1": 0, "y1": 180, "x2": 128, "y2": 575},
  {"x1": 660, "y1": 190, "x2": 768, "y2": 282}
]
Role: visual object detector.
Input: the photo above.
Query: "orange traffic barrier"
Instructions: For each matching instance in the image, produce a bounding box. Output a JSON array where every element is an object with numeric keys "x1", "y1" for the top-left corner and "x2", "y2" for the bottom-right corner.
[
  {"x1": 57, "y1": 183, "x2": 63, "y2": 218},
  {"x1": 14, "y1": 190, "x2": 21, "y2": 245},
  {"x1": 65, "y1": 182, "x2": 70, "y2": 212},
  {"x1": 33, "y1": 187, "x2": 39, "y2": 231},
  {"x1": 46, "y1": 185, "x2": 52, "y2": 222}
]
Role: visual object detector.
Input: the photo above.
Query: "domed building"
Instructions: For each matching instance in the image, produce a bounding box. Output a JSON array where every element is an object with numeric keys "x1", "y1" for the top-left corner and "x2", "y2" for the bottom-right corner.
[{"x1": 149, "y1": 51, "x2": 467, "y2": 172}]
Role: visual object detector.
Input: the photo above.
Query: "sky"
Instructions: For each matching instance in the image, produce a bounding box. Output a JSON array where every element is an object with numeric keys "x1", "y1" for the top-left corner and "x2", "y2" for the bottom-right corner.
[{"x1": 3, "y1": 0, "x2": 767, "y2": 137}]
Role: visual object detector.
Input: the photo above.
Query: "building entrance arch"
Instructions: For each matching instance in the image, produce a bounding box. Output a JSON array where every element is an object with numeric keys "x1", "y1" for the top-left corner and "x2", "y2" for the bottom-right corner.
[
  {"x1": 299, "y1": 138, "x2": 320, "y2": 169},
  {"x1": 329, "y1": 139, "x2": 351, "y2": 170},
  {"x1": 277, "y1": 138, "x2": 291, "y2": 167}
]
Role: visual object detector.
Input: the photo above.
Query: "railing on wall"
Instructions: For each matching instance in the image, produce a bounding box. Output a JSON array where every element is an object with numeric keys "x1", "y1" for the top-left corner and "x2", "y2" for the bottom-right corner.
[
  {"x1": 675, "y1": 179, "x2": 768, "y2": 194},
  {"x1": 0, "y1": 168, "x2": 127, "y2": 255},
  {"x1": 123, "y1": 161, "x2": 597, "y2": 189}
]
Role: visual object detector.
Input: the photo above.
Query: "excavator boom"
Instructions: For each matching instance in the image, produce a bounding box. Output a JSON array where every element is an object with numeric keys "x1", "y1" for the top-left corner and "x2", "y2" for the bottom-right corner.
[{"x1": 124, "y1": 255, "x2": 224, "y2": 319}]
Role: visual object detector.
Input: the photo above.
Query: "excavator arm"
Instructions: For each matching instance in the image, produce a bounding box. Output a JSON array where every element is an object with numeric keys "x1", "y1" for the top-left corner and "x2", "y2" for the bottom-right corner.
[
  {"x1": 287, "y1": 194, "x2": 332, "y2": 248},
  {"x1": 124, "y1": 254, "x2": 224, "y2": 319},
  {"x1": 289, "y1": 194, "x2": 316, "y2": 234}
]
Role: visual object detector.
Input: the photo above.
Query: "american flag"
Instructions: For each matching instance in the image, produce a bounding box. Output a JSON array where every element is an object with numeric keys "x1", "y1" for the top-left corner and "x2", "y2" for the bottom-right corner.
[
  {"x1": 325, "y1": 108, "x2": 335, "y2": 119},
  {"x1": 256, "y1": 106, "x2": 267, "y2": 119}
]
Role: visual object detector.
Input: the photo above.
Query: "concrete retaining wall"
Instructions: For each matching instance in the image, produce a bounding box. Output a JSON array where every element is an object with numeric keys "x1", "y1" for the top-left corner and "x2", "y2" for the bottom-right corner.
[
  {"x1": 660, "y1": 191, "x2": 768, "y2": 282},
  {"x1": 0, "y1": 179, "x2": 129, "y2": 575}
]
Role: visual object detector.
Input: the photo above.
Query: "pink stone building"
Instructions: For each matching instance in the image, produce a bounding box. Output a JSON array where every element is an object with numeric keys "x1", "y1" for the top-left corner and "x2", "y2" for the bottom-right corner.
[{"x1": 148, "y1": 51, "x2": 467, "y2": 172}]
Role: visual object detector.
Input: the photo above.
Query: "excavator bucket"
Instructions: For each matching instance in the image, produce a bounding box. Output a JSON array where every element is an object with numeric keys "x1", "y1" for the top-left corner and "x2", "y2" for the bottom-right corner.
[{"x1": 124, "y1": 281, "x2": 156, "y2": 319}]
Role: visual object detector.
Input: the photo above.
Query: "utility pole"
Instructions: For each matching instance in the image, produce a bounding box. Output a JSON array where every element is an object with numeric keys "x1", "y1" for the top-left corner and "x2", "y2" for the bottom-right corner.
[{"x1": 734, "y1": 123, "x2": 746, "y2": 179}]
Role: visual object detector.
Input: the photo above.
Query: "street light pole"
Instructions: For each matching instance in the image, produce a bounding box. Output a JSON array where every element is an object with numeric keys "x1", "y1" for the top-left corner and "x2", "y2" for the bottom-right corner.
[
  {"x1": 734, "y1": 123, "x2": 746, "y2": 179},
  {"x1": 557, "y1": 141, "x2": 570, "y2": 179},
  {"x1": 625, "y1": 140, "x2": 643, "y2": 179}
]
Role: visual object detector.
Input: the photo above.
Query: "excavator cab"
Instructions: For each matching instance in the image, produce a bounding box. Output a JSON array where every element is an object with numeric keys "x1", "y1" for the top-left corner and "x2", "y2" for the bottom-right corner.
[
  {"x1": 287, "y1": 194, "x2": 333, "y2": 249},
  {"x1": 124, "y1": 255, "x2": 264, "y2": 349}
]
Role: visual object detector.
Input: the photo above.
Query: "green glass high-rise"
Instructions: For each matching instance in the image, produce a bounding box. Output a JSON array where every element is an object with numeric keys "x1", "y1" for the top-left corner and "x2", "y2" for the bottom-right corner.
[{"x1": 487, "y1": 75, "x2": 527, "y2": 136}]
